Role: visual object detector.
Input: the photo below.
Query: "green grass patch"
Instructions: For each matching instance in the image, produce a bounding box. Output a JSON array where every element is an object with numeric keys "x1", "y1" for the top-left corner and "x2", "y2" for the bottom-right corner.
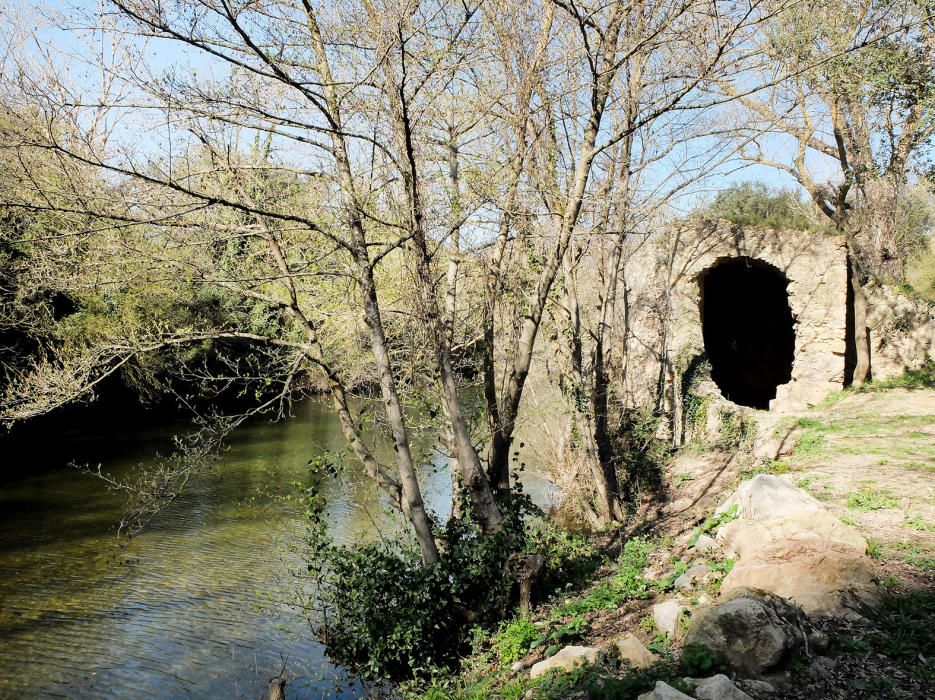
[
  {"x1": 904, "y1": 515, "x2": 935, "y2": 532},
  {"x1": 793, "y1": 430, "x2": 825, "y2": 456},
  {"x1": 845, "y1": 486, "x2": 900, "y2": 511}
]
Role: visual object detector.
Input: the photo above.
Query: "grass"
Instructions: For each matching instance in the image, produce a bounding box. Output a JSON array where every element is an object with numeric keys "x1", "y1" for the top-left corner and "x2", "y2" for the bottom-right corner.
[
  {"x1": 845, "y1": 486, "x2": 900, "y2": 511},
  {"x1": 793, "y1": 430, "x2": 825, "y2": 456},
  {"x1": 818, "y1": 361, "x2": 935, "y2": 408},
  {"x1": 740, "y1": 459, "x2": 792, "y2": 480},
  {"x1": 904, "y1": 515, "x2": 935, "y2": 532}
]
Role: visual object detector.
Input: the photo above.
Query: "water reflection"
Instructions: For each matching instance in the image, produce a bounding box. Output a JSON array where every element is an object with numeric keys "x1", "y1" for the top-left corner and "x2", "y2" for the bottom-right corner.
[{"x1": 0, "y1": 398, "x2": 556, "y2": 699}]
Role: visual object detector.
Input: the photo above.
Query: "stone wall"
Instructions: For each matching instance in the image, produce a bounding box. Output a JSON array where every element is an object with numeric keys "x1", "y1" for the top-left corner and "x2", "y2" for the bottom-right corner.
[
  {"x1": 865, "y1": 281, "x2": 935, "y2": 380},
  {"x1": 621, "y1": 219, "x2": 849, "y2": 414}
]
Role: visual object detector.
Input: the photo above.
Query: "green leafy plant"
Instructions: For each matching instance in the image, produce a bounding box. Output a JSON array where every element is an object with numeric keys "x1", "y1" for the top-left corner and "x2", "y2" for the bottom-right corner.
[
  {"x1": 531, "y1": 616, "x2": 589, "y2": 657},
  {"x1": 494, "y1": 617, "x2": 539, "y2": 664},
  {"x1": 680, "y1": 642, "x2": 725, "y2": 676}
]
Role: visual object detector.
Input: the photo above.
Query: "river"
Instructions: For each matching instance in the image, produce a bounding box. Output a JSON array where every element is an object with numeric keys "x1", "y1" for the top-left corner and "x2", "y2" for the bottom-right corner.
[{"x1": 0, "y1": 398, "x2": 556, "y2": 699}]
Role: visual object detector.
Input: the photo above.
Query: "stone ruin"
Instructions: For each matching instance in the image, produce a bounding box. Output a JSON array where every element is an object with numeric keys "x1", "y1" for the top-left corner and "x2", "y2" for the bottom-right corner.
[{"x1": 621, "y1": 219, "x2": 935, "y2": 418}]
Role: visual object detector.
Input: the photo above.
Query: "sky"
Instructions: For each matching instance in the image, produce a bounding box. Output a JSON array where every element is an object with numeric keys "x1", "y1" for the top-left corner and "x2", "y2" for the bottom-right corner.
[{"x1": 3, "y1": 0, "x2": 838, "y2": 217}]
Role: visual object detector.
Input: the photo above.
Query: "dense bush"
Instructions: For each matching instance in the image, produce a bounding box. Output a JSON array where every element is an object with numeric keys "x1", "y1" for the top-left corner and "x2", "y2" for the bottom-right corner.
[
  {"x1": 703, "y1": 182, "x2": 818, "y2": 231},
  {"x1": 302, "y1": 482, "x2": 612, "y2": 681}
]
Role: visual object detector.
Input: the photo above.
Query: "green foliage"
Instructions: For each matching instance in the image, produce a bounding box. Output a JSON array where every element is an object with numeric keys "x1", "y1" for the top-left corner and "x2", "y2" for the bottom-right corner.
[
  {"x1": 703, "y1": 182, "x2": 818, "y2": 231},
  {"x1": 845, "y1": 486, "x2": 900, "y2": 511},
  {"x1": 863, "y1": 588, "x2": 935, "y2": 660},
  {"x1": 717, "y1": 409, "x2": 756, "y2": 449},
  {"x1": 904, "y1": 515, "x2": 935, "y2": 532},
  {"x1": 303, "y1": 484, "x2": 539, "y2": 681},
  {"x1": 740, "y1": 459, "x2": 791, "y2": 480},
  {"x1": 550, "y1": 536, "x2": 655, "y2": 617},
  {"x1": 531, "y1": 616, "x2": 589, "y2": 657},
  {"x1": 707, "y1": 557, "x2": 735, "y2": 575},
  {"x1": 679, "y1": 642, "x2": 725, "y2": 676},
  {"x1": 528, "y1": 524, "x2": 604, "y2": 594},
  {"x1": 681, "y1": 355, "x2": 713, "y2": 442},
  {"x1": 855, "y1": 357, "x2": 935, "y2": 393},
  {"x1": 493, "y1": 617, "x2": 539, "y2": 664},
  {"x1": 687, "y1": 504, "x2": 738, "y2": 548}
]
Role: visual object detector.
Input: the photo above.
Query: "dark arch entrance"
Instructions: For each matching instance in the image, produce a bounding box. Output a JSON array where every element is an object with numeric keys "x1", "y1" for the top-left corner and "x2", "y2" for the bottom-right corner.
[{"x1": 700, "y1": 257, "x2": 796, "y2": 409}]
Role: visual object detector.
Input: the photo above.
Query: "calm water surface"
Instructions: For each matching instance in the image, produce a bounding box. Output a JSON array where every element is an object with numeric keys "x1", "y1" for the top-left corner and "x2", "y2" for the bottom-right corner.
[{"x1": 0, "y1": 399, "x2": 556, "y2": 699}]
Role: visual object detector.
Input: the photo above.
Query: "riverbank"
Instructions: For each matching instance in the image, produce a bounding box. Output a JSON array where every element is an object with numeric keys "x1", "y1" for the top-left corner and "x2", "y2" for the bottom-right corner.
[{"x1": 403, "y1": 377, "x2": 935, "y2": 699}]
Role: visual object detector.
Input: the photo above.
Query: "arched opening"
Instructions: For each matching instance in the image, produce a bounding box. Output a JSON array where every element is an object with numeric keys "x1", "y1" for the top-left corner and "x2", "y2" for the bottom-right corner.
[{"x1": 700, "y1": 257, "x2": 796, "y2": 409}]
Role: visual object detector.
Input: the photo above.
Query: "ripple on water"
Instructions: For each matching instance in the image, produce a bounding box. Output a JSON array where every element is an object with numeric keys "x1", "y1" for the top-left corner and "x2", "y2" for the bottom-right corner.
[{"x1": 0, "y1": 397, "x2": 557, "y2": 698}]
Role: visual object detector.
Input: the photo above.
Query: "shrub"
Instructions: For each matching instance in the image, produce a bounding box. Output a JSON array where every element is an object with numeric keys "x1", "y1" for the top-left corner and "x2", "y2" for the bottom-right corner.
[
  {"x1": 703, "y1": 182, "x2": 819, "y2": 231},
  {"x1": 528, "y1": 523, "x2": 604, "y2": 594},
  {"x1": 494, "y1": 617, "x2": 539, "y2": 664},
  {"x1": 303, "y1": 485, "x2": 539, "y2": 681}
]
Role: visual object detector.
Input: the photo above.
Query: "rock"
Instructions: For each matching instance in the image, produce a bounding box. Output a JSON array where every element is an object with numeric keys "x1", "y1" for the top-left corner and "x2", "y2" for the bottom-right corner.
[
  {"x1": 808, "y1": 655, "x2": 836, "y2": 680},
  {"x1": 653, "y1": 600, "x2": 688, "y2": 637},
  {"x1": 716, "y1": 475, "x2": 822, "y2": 520},
  {"x1": 739, "y1": 679, "x2": 776, "y2": 694},
  {"x1": 720, "y1": 540, "x2": 877, "y2": 617},
  {"x1": 683, "y1": 588, "x2": 802, "y2": 676},
  {"x1": 808, "y1": 629, "x2": 829, "y2": 653},
  {"x1": 685, "y1": 674, "x2": 752, "y2": 700},
  {"x1": 528, "y1": 645, "x2": 600, "y2": 679},
  {"x1": 674, "y1": 563, "x2": 709, "y2": 590},
  {"x1": 637, "y1": 680, "x2": 694, "y2": 700},
  {"x1": 612, "y1": 633, "x2": 657, "y2": 669},
  {"x1": 693, "y1": 533, "x2": 718, "y2": 553},
  {"x1": 696, "y1": 594, "x2": 712, "y2": 605},
  {"x1": 523, "y1": 690, "x2": 535, "y2": 700},
  {"x1": 717, "y1": 510, "x2": 867, "y2": 559}
]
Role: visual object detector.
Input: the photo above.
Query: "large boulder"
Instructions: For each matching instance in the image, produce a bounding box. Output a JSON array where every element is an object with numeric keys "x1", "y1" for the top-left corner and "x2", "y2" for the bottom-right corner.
[
  {"x1": 717, "y1": 510, "x2": 868, "y2": 559},
  {"x1": 716, "y1": 474, "x2": 822, "y2": 520},
  {"x1": 686, "y1": 674, "x2": 752, "y2": 700},
  {"x1": 720, "y1": 540, "x2": 877, "y2": 617},
  {"x1": 612, "y1": 633, "x2": 657, "y2": 669},
  {"x1": 528, "y1": 645, "x2": 599, "y2": 679},
  {"x1": 683, "y1": 588, "x2": 802, "y2": 676},
  {"x1": 637, "y1": 681, "x2": 694, "y2": 700}
]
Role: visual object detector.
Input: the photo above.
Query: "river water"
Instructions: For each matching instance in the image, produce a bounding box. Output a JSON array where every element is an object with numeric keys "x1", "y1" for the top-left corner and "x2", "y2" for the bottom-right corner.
[{"x1": 0, "y1": 398, "x2": 556, "y2": 699}]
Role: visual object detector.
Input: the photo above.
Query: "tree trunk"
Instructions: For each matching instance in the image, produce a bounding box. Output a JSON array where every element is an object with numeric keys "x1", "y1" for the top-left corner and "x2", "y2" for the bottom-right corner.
[{"x1": 847, "y1": 249, "x2": 872, "y2": 386}]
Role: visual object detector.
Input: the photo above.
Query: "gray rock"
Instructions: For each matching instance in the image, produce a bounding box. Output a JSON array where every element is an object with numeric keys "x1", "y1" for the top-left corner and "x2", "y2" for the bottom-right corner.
[
  {"x1": 808, "y1": 629, "x2": 829, "y2": 653},
  {"x1": 685, "y1": 674, "x2": 752, "y2": 700},
  {"x1": 739, "y1": 679, "x2": 776, "y2": 694},
  {"x1": 716, "y1": 475, "x2": 822, "y2": 520},
  {"x1": 653, "y1": 600, "x2": 688, "y2": 637},
  {"x1": 637, "y1": 681, "x2": 694, "y2": 700},
  {"x1": 528, "y1": 645, "x2": 599, "y2": 678},
  {"x1": 693, "y1": 533, "x2": 718, "y2": 553},
  {"x1": 808, "y1": 655, "x2": 836, "y2": 680},
  {"x1": 683, "y1": 588, "x2": 802, "y2": 676},
  {"x1": 674, "y1": 563, "x2": 709, "y2": 590}
]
